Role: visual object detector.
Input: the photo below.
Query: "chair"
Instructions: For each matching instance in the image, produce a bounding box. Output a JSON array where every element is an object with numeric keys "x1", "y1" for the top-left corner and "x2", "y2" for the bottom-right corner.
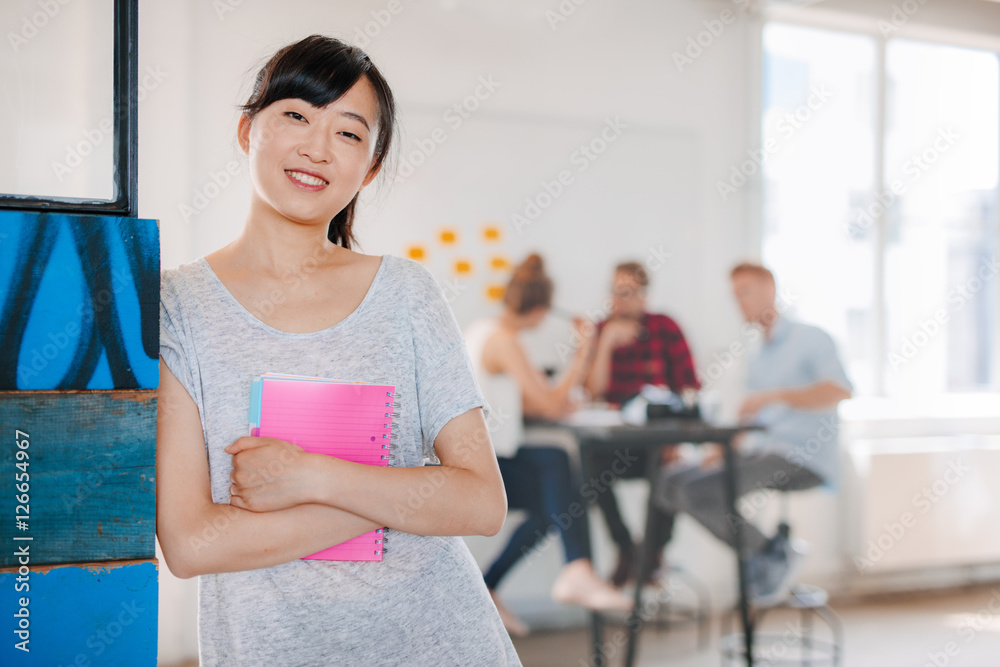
[
  {"x1": 646, "y1": 562, "x2": 712, "y2": 650},
  {"x1": 718, "y1": 490, "x2": 843, "y2": 666}
]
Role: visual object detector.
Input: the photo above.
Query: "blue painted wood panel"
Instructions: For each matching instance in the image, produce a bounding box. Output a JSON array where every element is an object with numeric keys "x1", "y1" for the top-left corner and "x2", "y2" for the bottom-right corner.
[
  {"x1": 0, "y1": 390, "x2": 156, "y2": 567},
  {"x1": 0, "y1": 210, "x2": 159, "y2": 390},
  {"x1": 0, "y1": 559, "x2": 158, "y2": 666}
]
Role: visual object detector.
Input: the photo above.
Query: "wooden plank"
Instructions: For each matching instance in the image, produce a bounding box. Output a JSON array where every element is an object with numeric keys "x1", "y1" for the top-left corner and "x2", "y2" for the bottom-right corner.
[
  {"x1": 0, "y1": 559, "x2": 158, "y2": 666},
  {"x1": 0, "y1": 391, "x2": 156, "y2": 567},
  {"x1": 0, "y1": 210, "x2": 159, "y2": 390}
]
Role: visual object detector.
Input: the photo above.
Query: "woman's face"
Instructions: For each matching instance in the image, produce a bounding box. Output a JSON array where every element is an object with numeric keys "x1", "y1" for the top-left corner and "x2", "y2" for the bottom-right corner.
[{"x1": 238, "y1": 76, "x2": 381, "y2": 229}]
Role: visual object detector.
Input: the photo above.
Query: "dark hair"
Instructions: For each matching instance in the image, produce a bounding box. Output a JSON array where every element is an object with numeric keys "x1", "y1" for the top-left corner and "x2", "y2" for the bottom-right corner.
[
  {"x1": 504, "y1": 253, "x2": 553, "y2": 315},
  {"x1": 239, "y1": 34, "x2": 397, "y2": 249},
  {"x1": 615, "y1": 261, "x2": 649, "y2": 288}
]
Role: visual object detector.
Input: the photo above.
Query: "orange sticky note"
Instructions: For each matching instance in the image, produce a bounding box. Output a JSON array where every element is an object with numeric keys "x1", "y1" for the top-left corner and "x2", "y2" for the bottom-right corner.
[
  {"x1": 486, "y1": 284, "x2": 505, "y2": 301},
  {"x1": 490, "y1": 256, "x2": 510, "y2": 271}
]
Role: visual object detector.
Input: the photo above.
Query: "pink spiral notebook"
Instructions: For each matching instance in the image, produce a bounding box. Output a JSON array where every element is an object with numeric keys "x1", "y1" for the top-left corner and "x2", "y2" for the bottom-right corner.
[{"x1": 248, "y1": 372, "x2": 397, "y2": 561}]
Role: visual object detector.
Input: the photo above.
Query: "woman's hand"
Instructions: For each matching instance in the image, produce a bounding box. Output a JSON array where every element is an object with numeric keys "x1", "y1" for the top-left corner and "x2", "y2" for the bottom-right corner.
[
  {"x1": 225, "y1": 436, "x2": 317, "y2": 512},
  {"x1": 571, "y1": 316, "x2": 597, "y2": 351}
]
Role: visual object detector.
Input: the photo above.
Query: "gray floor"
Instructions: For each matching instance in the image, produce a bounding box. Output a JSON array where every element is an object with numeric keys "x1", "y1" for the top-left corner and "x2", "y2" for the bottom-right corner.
[{"x1": 161, "y1": 584, "x2": 1000, "y2": 666}]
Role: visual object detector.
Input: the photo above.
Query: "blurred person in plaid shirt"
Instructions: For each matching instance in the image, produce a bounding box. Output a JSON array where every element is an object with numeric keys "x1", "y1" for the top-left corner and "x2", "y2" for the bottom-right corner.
[{"x1": 584, "y1": 261, "x2": 701, "y2": 587}]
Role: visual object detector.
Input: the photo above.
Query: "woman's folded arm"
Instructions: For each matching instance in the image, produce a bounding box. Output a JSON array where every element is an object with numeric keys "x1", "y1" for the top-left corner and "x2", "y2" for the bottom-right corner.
[{"x1": 156, "y1": 358, "x2": 380, "y2": 579}]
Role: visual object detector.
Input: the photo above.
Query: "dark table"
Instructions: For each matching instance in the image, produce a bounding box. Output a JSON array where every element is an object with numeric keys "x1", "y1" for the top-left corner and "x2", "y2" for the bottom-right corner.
[{"x1": 527, "y1": 416, "x2": 761, "y2": 667}]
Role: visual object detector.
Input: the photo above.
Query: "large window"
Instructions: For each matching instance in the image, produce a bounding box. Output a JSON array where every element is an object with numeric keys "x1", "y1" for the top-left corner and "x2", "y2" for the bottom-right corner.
[{"x1": 762, "y1": 23, "x2": 999, "y2": 398}]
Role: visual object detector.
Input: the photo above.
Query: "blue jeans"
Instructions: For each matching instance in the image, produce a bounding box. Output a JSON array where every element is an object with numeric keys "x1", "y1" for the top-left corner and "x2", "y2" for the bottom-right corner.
[{"x1": 483, "y1": 446, "x2": 591, "y2": 590}]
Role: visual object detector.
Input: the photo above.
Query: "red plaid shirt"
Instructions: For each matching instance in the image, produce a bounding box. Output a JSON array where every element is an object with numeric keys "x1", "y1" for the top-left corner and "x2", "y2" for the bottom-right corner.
[{"x1": 595, "y1": 312, "x2": 700, "y2": 405}]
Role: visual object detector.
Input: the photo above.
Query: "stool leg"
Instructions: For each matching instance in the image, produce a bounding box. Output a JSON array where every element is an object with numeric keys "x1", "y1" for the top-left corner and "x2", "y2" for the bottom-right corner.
[
  {"x1": 659, "y1": 588, "x2": 670, "y2": 632},
  {"x1": 801, "y1": 607, "x2": 812, "y2": 667},
  {"x1": 696, "y1": 602, "x2": 709, "y2": 652},
  {"x1": 721, "y1": 605, "x2": 736, "y2": 667},
  {"x1": 814, "y1": 605, "x2": 844, "y2": 667},
  {"x1": 683, "y1": 568, "x2": 712, "y2": 650},
  {"x1": 623, "y1": 448, "x2": 663, "y2": 667},
  {"x1": 591, "y1": 611, "x2": 604, "y2": 667}
]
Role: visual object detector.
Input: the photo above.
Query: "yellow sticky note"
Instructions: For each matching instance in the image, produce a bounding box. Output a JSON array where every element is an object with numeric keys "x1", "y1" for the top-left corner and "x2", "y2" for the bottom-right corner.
[{"x1": 490, "y1": 256, "x2": 510, "y2": 271}]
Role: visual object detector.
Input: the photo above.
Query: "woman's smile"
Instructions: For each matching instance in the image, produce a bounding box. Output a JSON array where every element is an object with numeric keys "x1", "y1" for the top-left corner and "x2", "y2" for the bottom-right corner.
[{"x1": 284, "y1": 168, "x2": 329, "y2": 191}]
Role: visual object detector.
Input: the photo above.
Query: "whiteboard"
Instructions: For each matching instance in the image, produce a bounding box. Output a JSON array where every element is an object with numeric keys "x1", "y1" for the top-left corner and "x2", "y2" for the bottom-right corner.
[{"x1": 356, "y1": 107, "x2": 702, "y2": 330}]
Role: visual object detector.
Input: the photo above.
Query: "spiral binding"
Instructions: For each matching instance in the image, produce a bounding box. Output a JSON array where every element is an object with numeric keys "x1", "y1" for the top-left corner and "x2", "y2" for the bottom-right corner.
[
  {"x1": 380, "y1": 388, "x2": 400, "y2": 463},
  {"x1": 374, "y1": 528, "x2": 388, "y2": 556},
  {"x1": 376, "y1": 388, "x2": 396, "y2": 557},
  {"x1": 375, "y1": 383, "x2": 399, "y2": 556}
]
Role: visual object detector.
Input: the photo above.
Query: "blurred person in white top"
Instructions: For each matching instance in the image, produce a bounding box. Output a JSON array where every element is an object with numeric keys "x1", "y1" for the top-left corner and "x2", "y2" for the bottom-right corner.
[{"x1": 464, "y1": 253, "x2": 632, "y2": 637}]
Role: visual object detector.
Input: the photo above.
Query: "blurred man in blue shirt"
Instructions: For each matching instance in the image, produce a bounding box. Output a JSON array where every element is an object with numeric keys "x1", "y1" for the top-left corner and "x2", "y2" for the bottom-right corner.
[{"x1": 656, "y1": 262, "x2": 852, "y2": 604}]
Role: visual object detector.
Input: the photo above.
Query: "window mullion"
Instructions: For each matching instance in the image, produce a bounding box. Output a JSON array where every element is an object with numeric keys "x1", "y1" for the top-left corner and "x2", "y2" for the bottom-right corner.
[{"x1": 875, "y1": 36, "x2": 888, "y2": 397}]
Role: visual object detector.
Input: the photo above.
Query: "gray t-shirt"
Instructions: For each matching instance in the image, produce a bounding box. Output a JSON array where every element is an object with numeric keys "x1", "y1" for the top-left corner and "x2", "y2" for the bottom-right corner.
[{"x1": 159, "y1": 253, "x2": 521, "y2": 666}]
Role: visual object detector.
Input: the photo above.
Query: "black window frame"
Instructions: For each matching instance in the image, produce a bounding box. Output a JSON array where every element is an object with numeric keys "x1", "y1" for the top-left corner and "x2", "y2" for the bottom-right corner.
[{"x1": 0, "y1": 0, "x2": 138, "y2": 218}]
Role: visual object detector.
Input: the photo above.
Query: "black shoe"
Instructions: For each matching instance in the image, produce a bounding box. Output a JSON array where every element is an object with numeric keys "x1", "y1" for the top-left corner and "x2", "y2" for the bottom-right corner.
[
  {"x1": 611, "y1": 542, "x2": 636, "y2": 588},
  {"x1": 640, "y1": 549, "x2": 665, "y2": 586}
]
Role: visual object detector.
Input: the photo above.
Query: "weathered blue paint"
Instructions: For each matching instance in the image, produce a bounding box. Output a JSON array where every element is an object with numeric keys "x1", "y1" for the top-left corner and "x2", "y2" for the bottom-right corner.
[
  {"x1": 0, "y1": 390, "x2": 156, "y2": 567},
  {"x1": 0, "y1": 210, "x2": 159, "y2": 390},
  {"x1": 0, "y1": 559, "x2": 158, "y2": 666}
]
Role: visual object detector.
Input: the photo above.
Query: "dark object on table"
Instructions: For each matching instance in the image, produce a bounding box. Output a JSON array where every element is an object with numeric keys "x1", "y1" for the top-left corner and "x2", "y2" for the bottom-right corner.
[{"x1": 647, "y1": 401, "x2": 701, "y2": 421}]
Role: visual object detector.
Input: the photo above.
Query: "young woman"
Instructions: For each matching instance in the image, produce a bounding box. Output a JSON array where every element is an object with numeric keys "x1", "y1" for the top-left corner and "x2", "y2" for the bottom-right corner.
[
  {"x1": 463, "y1": 254, "x2": 633, "y2": 637},
  {"x1": 156, "y1": 35, "x2": 521, "y2": 665}
]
